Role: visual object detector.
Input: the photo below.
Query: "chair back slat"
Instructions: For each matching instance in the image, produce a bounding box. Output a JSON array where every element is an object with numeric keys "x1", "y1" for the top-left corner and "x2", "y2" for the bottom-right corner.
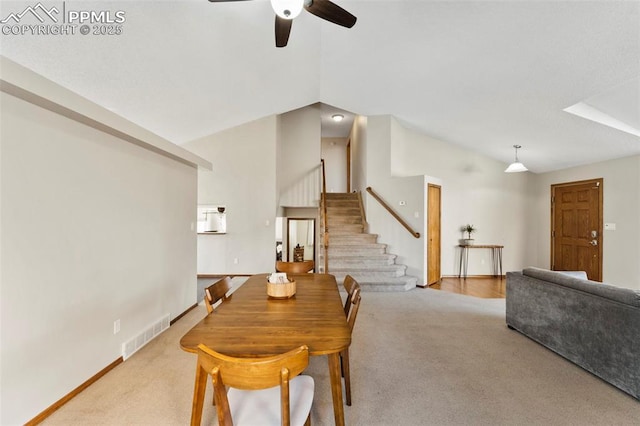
[
  {"x1": 343, "y1": 275, "x2": 358, "y2": 317},
  {"x1": 204, "y1": 276, "x2": 232, "y2": 314},
  {"x1": 275, "y1": 260, "x2": 314, "y2": 274},
  {"x1": 347, "y1": 283, "x2": 361, "y2": 332},
  {"x1": 197, "y1": 344, "x2": 309, "y2": 391}
]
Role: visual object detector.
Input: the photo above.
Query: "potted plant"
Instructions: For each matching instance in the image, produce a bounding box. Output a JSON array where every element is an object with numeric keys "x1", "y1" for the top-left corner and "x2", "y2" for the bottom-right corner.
[{"x1": 461, "y1": 224, "x2": 476, "y2": 245}]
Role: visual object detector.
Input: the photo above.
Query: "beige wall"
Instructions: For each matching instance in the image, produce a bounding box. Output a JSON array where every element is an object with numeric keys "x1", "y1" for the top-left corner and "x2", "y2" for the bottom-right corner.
[
  {"x1": 363, "y1": 116, "x2": 426, "y2": 281},
  {"x1": 278, "y1": 105, "x2": 323, "y2": 209},
  {"x1": 185, "y1": 105, "x2": 324, "y2": 275},
  {"x1": 321, "y1": 137, "x2": 348, "y2": 193},
  {"x1": 534, "y1": 155, "x2": 640, "y2": 289},
  {"x1": 195, "y1": 107, "x2": 640, "y2": 291},
  {"x1": 366, "y1": 114, "x2": 639, "y2": 289},
  {"x1": 1, "y1": 93, "x2": 198, "y2": 424},
  {"x1": 382, "y1": 116, "x2": 536, "y2": 281},
  {"x1": 349, "y1": 115, "x2": 368, "y2": 193},
  {"x1": 183, "y1": 116, "x2": 278, "y2": 274}
]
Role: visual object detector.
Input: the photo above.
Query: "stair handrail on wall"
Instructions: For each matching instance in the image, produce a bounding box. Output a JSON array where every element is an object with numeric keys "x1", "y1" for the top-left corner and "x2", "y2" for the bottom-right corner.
[
  {"x1": 366, "y1": 186, "x2": 421, "y2": 238},
  {"x1": 321, "y1": 159, "x2": 329, "y2": 273}
]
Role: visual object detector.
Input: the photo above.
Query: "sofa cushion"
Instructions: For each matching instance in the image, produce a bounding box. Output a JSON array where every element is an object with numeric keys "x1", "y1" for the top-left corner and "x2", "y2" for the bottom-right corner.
[{"x1": 523, "y1": 267, "x2": 640, "y2": 308}]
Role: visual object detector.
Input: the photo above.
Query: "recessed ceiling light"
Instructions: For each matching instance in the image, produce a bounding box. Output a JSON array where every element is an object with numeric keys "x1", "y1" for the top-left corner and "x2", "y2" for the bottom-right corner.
[{"x1": 331, "y1": 114, "x2": 344, "y2": 122}]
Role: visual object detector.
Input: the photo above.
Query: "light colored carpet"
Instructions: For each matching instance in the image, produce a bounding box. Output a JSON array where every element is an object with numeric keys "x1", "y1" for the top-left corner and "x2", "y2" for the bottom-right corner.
[{"x1": 42, "y1": 287, "x2": 639, "y2": 425}]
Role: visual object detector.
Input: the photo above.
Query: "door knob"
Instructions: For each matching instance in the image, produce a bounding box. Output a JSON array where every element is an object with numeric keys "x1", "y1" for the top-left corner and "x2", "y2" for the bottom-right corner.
[{"x1": 590, "y1": 239, "x2": 598, "y2": 246}]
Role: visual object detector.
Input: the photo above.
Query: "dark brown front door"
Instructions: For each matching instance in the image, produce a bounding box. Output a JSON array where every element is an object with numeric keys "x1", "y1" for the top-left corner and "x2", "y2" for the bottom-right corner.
[
  {"x1": 551, "y1": 178, "x2": 603, "y2": 281},
  {"x1": 427, "y1": 184, "x2": 441, "y2": 285}
]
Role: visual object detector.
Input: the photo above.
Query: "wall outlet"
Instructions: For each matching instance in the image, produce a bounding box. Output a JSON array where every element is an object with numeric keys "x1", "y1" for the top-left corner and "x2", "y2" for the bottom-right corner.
[
  {"x1": 113, "y1": 319, "x2": 121, "y2": 335},
  {"x1": 233, "y1": 258, "x2": 239, "y2": 264}
]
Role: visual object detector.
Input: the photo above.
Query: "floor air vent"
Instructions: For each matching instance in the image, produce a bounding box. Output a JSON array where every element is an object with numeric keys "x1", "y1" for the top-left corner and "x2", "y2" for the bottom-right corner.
[{"x1": 122, "y1": 313, "x2": 170, "y2": 360}]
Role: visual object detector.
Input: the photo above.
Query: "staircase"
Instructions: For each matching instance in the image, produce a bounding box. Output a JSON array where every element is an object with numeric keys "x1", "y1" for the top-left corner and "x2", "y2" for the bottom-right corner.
[{"x1": 319, "y1": 192, "x2": 418, "y2": 291}]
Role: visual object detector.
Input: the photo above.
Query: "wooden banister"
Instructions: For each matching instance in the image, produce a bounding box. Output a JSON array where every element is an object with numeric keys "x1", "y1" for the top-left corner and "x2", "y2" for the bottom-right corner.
[
  {"x1": 321, "y1": 159, "x2": 329, "y2": 273},
  {"x1": 366, "y1": 186, "x2": 420, "y2": 238}
]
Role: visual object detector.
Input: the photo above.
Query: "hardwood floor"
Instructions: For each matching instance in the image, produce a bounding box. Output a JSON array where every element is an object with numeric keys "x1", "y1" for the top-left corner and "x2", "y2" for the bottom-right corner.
[{"x1": 428, "y1": 276, "x2": 505, "y2": 299}]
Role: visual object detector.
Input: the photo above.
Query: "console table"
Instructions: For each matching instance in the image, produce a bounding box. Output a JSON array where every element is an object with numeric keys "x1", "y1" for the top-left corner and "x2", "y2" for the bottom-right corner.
[{"x1": 458, "y1": 244, "x2": 504, "y2": 278}]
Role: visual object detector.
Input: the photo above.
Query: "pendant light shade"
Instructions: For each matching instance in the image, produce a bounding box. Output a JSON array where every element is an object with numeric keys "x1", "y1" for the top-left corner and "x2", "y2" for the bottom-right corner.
[{"x1": 505, "y1": 145, "x2": 528, "y2": 173}]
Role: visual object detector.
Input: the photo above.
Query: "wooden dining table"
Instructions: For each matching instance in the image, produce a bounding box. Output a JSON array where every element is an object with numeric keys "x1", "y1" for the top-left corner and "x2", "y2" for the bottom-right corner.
[{"x1": 180, "y1": 273, "x2": 352, "y2": 426}]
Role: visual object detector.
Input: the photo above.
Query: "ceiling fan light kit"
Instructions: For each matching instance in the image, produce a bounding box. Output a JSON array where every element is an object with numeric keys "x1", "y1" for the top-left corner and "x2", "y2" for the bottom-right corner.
[
  {"x1": 504, "y1": 145, "x2": 528, "y2": 173},
  {"x1": 271, "y1": 0, "x2": 304, "y2": 19},
  {"x1": 209, "y1": 0, "x2": 357, "y2": 48}
]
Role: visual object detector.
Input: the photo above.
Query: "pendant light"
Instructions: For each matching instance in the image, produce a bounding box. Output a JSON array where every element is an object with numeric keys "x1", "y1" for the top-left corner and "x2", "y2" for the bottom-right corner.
[{"x1": 504, "y1": 145, "x2": 528, "y2": 173}]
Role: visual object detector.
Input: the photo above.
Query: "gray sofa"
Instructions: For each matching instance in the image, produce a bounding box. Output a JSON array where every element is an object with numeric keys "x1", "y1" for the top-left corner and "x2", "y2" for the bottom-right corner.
[{"x1": 506, "y1": 267, "x2": 640, "y2": 400}]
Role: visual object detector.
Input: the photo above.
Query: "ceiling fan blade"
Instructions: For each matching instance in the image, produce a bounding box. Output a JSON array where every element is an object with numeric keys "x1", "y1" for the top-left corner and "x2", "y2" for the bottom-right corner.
[
  {"x1": 304, "y1": 0, "x2": 356, "y2": 28},
  {"x1": 275, "y1": 16, "x2": 293, "y2": 48}
]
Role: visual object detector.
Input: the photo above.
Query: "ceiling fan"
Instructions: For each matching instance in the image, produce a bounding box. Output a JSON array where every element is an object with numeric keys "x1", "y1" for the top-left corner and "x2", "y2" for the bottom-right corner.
[{"x1": 208, "y1": 0, "x2": 357, "y2": 47}]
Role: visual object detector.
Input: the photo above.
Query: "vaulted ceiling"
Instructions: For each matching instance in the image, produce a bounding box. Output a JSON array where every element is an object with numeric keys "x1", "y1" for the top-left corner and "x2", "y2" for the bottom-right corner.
[{"x1": 1, "y1": 0, "x2": 638, "y2": 173}]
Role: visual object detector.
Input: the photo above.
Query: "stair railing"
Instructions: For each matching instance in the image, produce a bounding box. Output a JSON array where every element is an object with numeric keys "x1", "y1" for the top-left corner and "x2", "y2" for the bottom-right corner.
[
  {"x1": 320, "y1": 159, "x2": 329, "y2": 273},
  {"x1": 366, "y1": 186, "x2": 421, "y2": 238}
]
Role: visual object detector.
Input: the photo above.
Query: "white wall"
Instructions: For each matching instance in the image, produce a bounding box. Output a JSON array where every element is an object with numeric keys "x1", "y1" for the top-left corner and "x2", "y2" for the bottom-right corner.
[
  {"x1": 317, "y1": 112, "x2": 640, "y2": 290},
  {"x1": 377, "y1": 115, "x2": 640, "y2": 289},
  {"x1": 349, "y1": 116, "x2": 367, "y2": 193},
  {"x1": 1, "y1": 93, "x2": 198, "y2": 425},
  {"x1": 321, "y1": 137, "x2": 348, "y2": 193},
  {"x1": 183, "y1": 116, "x2": 278, "y2": 274},
  {"x1": 534, "y1": 155, "x2": 640, "y2": 289},
  {"x1": 364, "y1": 116, "x2": 426, "y2": 281},
  {"x1": 278, "y1": 105, "x2": 322, "y2": 208},
  {"x1": 185, "y1": 105, "x2": 326, "y2": 275},
  {"x1": 386, "y1": 116, "x2": 535, "y2": 279}
]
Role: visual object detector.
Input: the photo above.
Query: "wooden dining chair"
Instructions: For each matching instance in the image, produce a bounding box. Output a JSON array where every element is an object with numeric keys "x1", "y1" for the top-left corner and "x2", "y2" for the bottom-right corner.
[
  {"x1": 191, "y1": 344, "x2": 315, "y2": 426},
  {"x1": 204, "y1": 276, "x2": 232, "y2": 314},
  {"x1": 202, "y1": 276, "x2": 233, "y2": 405},
  {"x1": 341, "y1": 277, "x2": 361, "y2": 407},
  {"x1": 342, "y1": 275, "x2": 359, "y2": 317},
  {"x1": 275, "y1": 260, "x2": 314, "y2": 274}
]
